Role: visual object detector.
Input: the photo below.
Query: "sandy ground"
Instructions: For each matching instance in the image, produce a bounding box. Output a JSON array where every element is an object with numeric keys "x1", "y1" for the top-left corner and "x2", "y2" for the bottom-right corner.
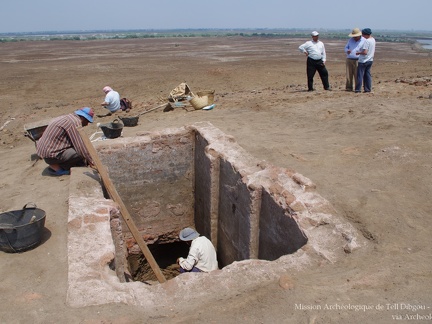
[{"x1": 0, "y1": 37, "x2": 432, "y2": 323}]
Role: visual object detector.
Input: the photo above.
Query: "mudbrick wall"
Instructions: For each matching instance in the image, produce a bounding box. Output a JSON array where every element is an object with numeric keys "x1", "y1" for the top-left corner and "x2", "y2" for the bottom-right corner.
[
  {"x1": 95, "y1": 127, "x2": 195, "y2": 253},
  {"x1": 94, "y1": 122, "x2": 312, "y2": 265},
  {"x1": 67, "y1": 121, "x2": 367, "y2": 308},
  {"x1": 192, "y1": 125, "x2": 309, "y2": 267}
]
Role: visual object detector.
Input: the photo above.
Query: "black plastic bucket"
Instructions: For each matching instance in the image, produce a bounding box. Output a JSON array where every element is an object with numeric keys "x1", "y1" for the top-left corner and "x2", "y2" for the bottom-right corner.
[
  {"x1": 100, "y1": 119, "x2": 124, "y2": 139},
  {"x1": 119, "y1": 116, "x2": 139, "y2": 127},
  {"x1": 0, "y1": 203, "x2": 46, "y2": 253}
]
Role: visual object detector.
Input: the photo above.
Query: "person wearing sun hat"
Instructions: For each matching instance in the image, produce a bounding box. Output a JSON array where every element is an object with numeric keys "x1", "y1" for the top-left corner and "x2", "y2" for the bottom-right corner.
[
  {"x1": 355, "y1": 28, "x2": 376, "y2": 93},
  {"x1": 298, "y1": 31, "x2": 331, "y2": 91},
  {"x1": 36, "y1": 107, "x2": 95, "y2": 176},
  {"x1": 176, "y1": 227, "x2": 218, "y2": 273},
  {"x1": 344, "y1": 27, "x2": 365, "y2": 91}
]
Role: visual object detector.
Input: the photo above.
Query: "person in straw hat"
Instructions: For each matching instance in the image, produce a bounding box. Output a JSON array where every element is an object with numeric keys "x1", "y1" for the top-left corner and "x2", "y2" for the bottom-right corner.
[
  {"x1": 176, "y1": 227, "x2": 218, "y2": 273},
  {"x1": 344, "y1": 27, "x2": 365, "y2": 91}
]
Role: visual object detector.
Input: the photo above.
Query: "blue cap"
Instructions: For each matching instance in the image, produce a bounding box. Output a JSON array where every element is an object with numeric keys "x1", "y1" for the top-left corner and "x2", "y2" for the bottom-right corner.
[
  {"x1": 362, "y1": 28, "x2": 372, "y2": 35},
  {"x1": 74, "y1": 107, "x2": 94, "y2": 123}
]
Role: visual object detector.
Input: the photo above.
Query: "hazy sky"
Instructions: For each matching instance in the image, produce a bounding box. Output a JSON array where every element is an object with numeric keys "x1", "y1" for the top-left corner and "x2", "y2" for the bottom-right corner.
[{"x1": 1, "y1": 0, "x2": 430, "y2": 33}]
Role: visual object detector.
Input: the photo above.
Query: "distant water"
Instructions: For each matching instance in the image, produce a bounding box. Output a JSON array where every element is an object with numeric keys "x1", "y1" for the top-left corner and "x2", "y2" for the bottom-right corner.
[{"x1": 417, "y1": 39, "x2": 432, "y2": 50}]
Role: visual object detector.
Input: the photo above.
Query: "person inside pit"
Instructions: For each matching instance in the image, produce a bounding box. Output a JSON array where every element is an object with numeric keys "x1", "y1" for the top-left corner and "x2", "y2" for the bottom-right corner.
[{"x1": 176, "y1": 227, "x2": 218, "y2": 273}]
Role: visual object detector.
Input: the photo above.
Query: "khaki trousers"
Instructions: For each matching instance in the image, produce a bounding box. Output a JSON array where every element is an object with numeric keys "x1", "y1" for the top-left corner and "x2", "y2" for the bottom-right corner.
[{"x1": 345, "y1": 58, "x2": 358, "y2": 91}]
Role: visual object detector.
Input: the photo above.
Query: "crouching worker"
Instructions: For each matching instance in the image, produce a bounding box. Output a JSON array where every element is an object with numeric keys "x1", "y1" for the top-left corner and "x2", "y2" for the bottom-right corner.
[
  {"x1": 99, "y1": 86, "x2": 121, "y2": 117},
  {"x1": 36, "y1": 107, "x2": 95, "y2": 176},
  {"x1": 177, "y1": 227, "x2": 218, "y2": 273}
]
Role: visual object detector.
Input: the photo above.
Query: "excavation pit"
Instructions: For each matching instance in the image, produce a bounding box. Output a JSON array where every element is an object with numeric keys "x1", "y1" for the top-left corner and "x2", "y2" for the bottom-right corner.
[
  {"x1": 128, "y1": 241, "x2": 189, "y2": 282},
  {"x1": 67, "y1": 122, "x2": 366, "y2": 308}
]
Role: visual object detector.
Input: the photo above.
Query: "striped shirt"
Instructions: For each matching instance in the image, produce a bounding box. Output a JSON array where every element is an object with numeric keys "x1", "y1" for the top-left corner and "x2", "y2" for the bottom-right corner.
[{"x1": 36, "y1": 113, "x2": 92, "y2": 164}]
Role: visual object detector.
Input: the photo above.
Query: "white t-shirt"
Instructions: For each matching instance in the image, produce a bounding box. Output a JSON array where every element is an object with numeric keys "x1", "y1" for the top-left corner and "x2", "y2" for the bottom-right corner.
[
  {"x1": 359, "y1": 37, "x2": 376, "y2": 63},
  {"x1": 104, "y1": 90, "x2": 121, "y2": 112}
]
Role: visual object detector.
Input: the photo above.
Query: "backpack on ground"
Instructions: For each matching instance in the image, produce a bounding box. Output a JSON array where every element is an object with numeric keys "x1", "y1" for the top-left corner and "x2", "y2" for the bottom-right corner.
[{"x1": 120, "y1": 98, "x2": 132, "y2": 111}]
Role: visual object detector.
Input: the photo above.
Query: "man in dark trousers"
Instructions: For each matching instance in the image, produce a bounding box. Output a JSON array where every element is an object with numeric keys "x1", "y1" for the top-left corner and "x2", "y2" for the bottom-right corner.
[{"x1": 299, "y1": 31, "x2": 331, "y2": 91}]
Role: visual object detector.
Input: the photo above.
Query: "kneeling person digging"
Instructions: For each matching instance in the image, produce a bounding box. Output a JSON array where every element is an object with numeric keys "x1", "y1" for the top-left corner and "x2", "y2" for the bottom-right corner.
[
  {"x1": 177, "y1": 227, "x2": 219, "y2": 273},
  {"x1": 36, "y1": 107, "x2": 95, "y2": 176}
]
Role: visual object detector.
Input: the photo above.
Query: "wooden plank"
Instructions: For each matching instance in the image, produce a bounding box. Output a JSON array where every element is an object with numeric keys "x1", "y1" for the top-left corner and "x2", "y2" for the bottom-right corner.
[{"x1": 77, "y1": 128, "x2": 167, "y2": 283}]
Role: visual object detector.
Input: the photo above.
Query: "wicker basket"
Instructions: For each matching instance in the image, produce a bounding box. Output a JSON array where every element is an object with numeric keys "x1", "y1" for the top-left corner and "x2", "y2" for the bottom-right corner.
[{"x1": 189, "y1": 90, "x2": 215, "y2": 110}]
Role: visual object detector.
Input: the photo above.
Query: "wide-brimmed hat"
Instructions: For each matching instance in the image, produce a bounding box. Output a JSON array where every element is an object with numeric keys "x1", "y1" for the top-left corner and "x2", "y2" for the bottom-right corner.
[
  {"x1": 311, "y1": 31, "x2": 319, "y2": 36},
  {"x1": 179, "y1": 227, "x2": 199, "y2": 241},
  {"x1": 349, "y1": 28, "x2": 362, "y2": 37},
  {"x1": 362, "y1": 28, "x2": 372, "y2": 35},
  {"x1": 75, "y1": 107, "x2": 94, "y2": 123}
]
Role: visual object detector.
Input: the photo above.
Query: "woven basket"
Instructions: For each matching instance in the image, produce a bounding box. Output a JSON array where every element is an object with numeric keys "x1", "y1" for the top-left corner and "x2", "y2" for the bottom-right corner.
[{"x1": 189, "y1": 90, "x2": 215, "y2": 110}]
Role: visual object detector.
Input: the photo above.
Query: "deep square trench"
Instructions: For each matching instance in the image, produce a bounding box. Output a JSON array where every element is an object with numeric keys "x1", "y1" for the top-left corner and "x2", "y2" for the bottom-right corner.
[{"x1": 67, "y1": 122, "x2": 365, "y2": 308}]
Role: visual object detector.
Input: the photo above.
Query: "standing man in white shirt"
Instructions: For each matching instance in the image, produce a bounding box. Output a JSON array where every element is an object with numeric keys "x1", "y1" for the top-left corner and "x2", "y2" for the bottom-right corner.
[
  {"x1": 177, "y1": 227, "x2": 218, "y2": 273},
  {"x1": 299, "y1": 31, "x2": 331, "y2": 91},
  {"x1": 355, "y1": 28, "x2": 376, "y2": 93}
]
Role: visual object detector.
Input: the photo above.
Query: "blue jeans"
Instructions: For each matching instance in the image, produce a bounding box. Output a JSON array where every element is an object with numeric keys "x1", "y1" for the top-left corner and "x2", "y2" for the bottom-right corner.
[{"x1": 356, "y1": 61, "x2": 373, "y2": 92}]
